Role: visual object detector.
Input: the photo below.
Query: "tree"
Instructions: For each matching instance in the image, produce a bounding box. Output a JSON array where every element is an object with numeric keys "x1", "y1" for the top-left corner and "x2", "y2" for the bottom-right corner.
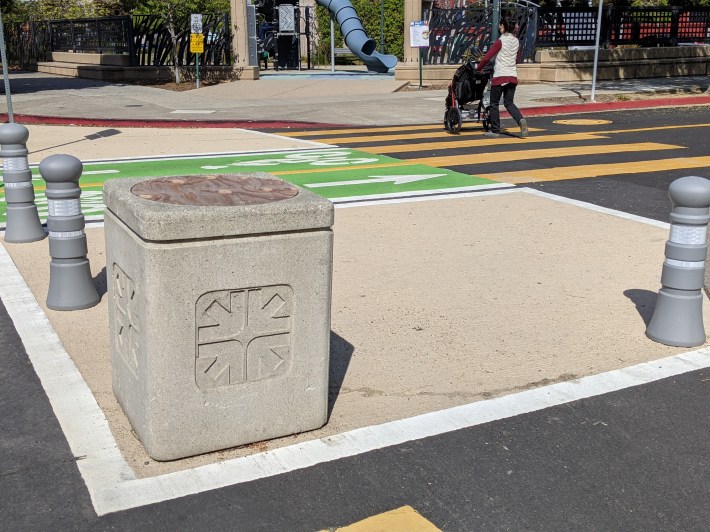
[{"x1": 133, "y1": 0, "x2": 228, "y2": 83}]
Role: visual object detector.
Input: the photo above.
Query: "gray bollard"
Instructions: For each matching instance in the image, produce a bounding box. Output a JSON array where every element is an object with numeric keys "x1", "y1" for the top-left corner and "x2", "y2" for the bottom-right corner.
[
  {"x1": 39, "y1": 154, "x2": 100, "y2": 311},
  {"x1": 0, "y1": 123, "x2": 46, "y2": 243},
  {"x1": 646, "y1": 175, "x2": 710, "y2": 347}
]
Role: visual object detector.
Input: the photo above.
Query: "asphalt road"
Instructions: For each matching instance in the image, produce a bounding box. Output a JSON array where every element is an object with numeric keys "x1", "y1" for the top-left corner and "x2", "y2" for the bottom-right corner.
[{"x1": 2, "y1": 106, "x2": 710, "y2": 530}]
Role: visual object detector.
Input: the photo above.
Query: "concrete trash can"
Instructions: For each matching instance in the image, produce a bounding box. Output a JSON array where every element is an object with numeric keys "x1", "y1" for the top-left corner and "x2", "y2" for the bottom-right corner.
[{"x1": 103, "y1": 173, "x2": 334, "y2": 461}]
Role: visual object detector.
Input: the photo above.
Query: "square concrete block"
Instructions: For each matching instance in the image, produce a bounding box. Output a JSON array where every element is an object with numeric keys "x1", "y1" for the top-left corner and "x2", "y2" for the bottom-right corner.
[{"x1": 103, "y1": 173, "x2": 334, "y2": 460}]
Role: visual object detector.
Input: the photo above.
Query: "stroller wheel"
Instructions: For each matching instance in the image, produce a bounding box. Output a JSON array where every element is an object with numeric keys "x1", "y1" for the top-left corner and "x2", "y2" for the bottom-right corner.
[{"x1": 445, "y1": 107, "x2": 462, "y2": 134}]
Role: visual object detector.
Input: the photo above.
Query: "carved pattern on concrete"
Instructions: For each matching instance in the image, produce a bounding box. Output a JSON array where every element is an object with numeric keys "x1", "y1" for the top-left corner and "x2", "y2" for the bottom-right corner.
[
  {"x1": 113, "y1": 263, "x2": 140, "y2": 377},
  {"x1": 195, "y1": 286, "x2": 293, "y2": 389}
]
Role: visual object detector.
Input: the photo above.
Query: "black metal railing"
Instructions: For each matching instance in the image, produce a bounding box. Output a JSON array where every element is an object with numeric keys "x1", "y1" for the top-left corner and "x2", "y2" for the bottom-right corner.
[
  {"x1": 3, "y1": 21, "x2": 52, "y2": 69},
  {"x1": 536, "y1": 7, "x2": 710, "y2": 48},
  {"x1": 424, "y1": 3, "x2": 538, "y2": 65},
  {"x1": 131, "y1": 14, "x2": 231, "y2": 67},
  {"x1": 49, "y1": 16, "x2": 132, "y2": 54}
]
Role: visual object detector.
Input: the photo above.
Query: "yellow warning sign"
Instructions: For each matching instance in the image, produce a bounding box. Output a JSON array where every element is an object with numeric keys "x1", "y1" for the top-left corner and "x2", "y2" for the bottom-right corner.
[
  {"x1": 190, "y1": 34, "x2": 204, "y2": 54},
  {"x1": 554, "y1": 119, "x2": 612, "y2": 125}
]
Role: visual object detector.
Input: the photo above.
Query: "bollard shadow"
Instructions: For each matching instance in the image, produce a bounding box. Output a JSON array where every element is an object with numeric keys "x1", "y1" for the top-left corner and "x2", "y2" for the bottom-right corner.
[
  {"x1": 328, "y1": 331, "x2": 355, "y2": 421},
  {"x1": 624, "y1": 288, "x2": 658, "y2": 327},
  {"x1": 94, "y1": 266, "x2": 108, "y2": 298},
  {"x1": 29, "y1": 128, "x2": 122, "y2": 156}
]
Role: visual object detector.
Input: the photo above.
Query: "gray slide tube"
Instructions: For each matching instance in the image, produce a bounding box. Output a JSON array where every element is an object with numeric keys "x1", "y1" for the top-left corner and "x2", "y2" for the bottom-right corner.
[{"x1": 317, "y1": 0, "x2": 398, "y2": 73}]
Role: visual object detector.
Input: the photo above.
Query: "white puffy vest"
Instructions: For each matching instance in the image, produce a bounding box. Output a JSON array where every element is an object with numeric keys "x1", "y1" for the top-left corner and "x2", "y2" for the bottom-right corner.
[{"x1": 493, "y1": 33, "x2": 519, "y2": 79}]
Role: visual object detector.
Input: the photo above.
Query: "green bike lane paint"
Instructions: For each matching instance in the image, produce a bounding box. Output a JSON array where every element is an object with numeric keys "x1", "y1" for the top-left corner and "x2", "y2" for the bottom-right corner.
[{"x1": 0, "y1": 148, "x2": 510, "y2": 226}]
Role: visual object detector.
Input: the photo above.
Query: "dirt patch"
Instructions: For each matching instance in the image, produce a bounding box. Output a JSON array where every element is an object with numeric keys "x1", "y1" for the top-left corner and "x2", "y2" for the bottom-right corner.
[{"x1": 122, "y1": 79, "x2": 225, "y2": 92}]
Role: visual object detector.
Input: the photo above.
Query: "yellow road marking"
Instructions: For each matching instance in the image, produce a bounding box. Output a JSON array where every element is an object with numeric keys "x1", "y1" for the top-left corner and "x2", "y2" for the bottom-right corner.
[
  {"x1": 278, "y1": 124, "x2": 445, "y2": 137},
  {"x1": 357, "y1": 133, "x2": 609, "y2": 154},
  {"x1": 555, "y1": 119, "x2": 612, "y2": 125},
  {"x1": 311, "y1": 127, "x2": 544, "y2": 145},
  {"x1": 594, "y1": 122, "x2": 710, "y2": 135},
  {"x1": 280, "y1": 121, "x2": 710, "y2": 142},
  {"x1": 478, "y1": 156, "x2": 710, "y2": 184},
  {"x1": 408, "y1": 143, "x2": 682, "y2": 167},
  {"x1": 332, "y1": 505, "x2": 440, "y2": 531}
]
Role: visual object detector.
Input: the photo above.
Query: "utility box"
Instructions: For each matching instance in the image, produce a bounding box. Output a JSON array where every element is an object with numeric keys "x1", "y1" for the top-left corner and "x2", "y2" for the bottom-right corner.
[{"x1": 103, "y1": 173, "x2": 334, "y2": 461}]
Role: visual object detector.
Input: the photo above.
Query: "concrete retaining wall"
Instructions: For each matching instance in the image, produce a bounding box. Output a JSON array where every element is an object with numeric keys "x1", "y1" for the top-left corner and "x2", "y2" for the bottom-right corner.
[{"x1": 394, "y1": 45, "x2": 710, "y2": 84}]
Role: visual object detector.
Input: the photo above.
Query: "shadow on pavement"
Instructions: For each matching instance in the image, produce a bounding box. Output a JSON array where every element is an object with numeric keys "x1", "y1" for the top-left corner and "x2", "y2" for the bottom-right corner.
[
  {"x1": 624, "y1": 288, "x2": 658, "y2": 327},
  {"x1": 328, "y1": 331, "x2": 354, "y2": 419}
]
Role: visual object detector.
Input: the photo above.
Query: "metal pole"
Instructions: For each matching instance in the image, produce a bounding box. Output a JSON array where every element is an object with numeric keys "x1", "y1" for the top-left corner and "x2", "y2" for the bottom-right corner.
[
  {"x1": 590, "y1": 0, "x2": 604, "y2": 102},
  {"x1": 330, "y1": 18, "x2": 335, "y2": 72},
  {"x1": 380, "y1": 0, "x2": 385, "y2": 54},
  {"x1": 0, "y1": 7, "x2": 14, "y2": 122},
  {"x1": 491, "y1": 0, "x2": 500, "y2": 43}
]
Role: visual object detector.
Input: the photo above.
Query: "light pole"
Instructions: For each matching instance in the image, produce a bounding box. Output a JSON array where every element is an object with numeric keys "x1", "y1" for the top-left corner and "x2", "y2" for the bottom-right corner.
[
  {"x1": 491, "y1": 0, "x2": 500, "y2": 43},
  {"x1": 0, "y1": 6, "x2": 14, "y2": 122},
  {"x1": 380, "y1": 0, "x2": 385, "y2": 54}
]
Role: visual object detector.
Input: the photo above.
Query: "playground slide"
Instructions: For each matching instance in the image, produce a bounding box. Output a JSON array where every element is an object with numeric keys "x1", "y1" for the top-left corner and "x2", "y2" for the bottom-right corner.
[{"x1": 316, "y1": 0, "x2": 398, "y2": 73}]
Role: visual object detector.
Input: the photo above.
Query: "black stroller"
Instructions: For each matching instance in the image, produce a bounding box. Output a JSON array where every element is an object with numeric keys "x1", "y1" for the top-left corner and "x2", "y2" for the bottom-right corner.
[{"x1": 444, "y1": 61, "x2": 493, "y2": 134}]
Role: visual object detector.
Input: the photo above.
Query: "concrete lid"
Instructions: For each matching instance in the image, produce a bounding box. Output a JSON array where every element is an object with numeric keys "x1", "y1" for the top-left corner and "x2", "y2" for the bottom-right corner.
[{"x1": 103, "y1": 172, "x2": 333, "y2": 241}]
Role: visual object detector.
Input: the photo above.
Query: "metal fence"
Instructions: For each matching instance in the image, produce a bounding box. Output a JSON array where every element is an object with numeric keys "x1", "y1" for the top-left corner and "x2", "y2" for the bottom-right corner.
[
  {"x1": 2, "y1": 21, "x2": 52, "y2": 69},
  {"x1": 131, "y1": 14, "x2": 231, "y2": 67},
  {"x1": 2, "y1": 14, "x2": 231, "y2": 68},
  {"x1": 424, "y1": 2, "x2": 538, "y2": 65},
  {"x1": 537, "y1": 7, "x2": 710, "y2": 48},
  {"x1": 49, "y1": 16, "x2": 132, "y2": 54}
]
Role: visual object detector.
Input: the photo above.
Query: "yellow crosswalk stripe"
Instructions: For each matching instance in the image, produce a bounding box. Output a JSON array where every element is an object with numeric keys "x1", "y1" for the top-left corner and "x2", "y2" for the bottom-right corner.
[
  {"x1": 407, "y1": 142, "x2": 683, "y2": 167},
  {"x1": 307, "y1": 127, "x2": 544, "y2": 145},
  {"x1": 330, "y1": 506, "x2": 440, "y2": 531},
  {"x1": 593, "y1": 122, "x2": 710, "y2": 136},
  {"x1": 357, "y1": 133, "x2": 609, "y2": 154},
  {"x1": 279, "y1": 124, "x2": 445, "y2": 137},
  {"x1": 478, "y1": 156, "x2": 710, "y2": 184}
]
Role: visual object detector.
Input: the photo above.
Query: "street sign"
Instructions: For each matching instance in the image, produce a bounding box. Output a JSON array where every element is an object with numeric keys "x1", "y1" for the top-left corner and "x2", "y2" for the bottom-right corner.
[
  {"x1": 410, "y1": 21, "x2": 429, "y2": 48},
  {"x1": 190, "y1": 34, "x2": 204, "y2": 54},
  {"x1": 190, "y1": 14, "x2": 203, "y2": 35}
]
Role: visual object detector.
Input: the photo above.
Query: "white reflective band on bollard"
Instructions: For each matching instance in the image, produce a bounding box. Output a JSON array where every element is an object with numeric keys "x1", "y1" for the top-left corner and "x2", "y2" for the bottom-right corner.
[
  {"x1": 48, "y1": 230, "x2": 86, "y2": 239},
  {"x1": 647, "y1": 176, "x2": 710, "y2": 347},
  {"x1": 0, "y1": 123, "x2": 46, "y2": 243},
  {"x1": 48, "y1": 198, "x2": 82, "y2": 217},
  {"x1": 669, "y1": 224, "x2": 707, "y2": 245}
]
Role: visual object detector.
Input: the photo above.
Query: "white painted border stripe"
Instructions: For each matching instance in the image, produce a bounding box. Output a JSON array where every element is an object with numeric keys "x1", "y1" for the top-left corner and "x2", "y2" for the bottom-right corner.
[
  {"x1": 90, "y1": 347, "x2": 710, "y2": 515},
  {"x1": 330, "y1": 183, "x2": 515, "y2": 205},
  {"x1": 0, "y1": 245, "x2": 136, "y2": 498},
  {"x1": 520, "y1": 187, "x2": 670, "y2": 229}
]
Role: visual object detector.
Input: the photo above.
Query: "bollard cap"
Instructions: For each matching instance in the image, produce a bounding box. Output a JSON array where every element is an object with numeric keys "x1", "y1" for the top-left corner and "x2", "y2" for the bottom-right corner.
[
  {"x1": 669, "y1": 176, "x2": 710, "y2": 225},
  {"x1": 669, "y1": 176, "x2": 710, "y2": 209},
  {"x1": 0, "y1": 123, "x2": 29, "y2": 145},
  {"x1": 39, "y1": 154, "x2": 83, "y2": 184}
]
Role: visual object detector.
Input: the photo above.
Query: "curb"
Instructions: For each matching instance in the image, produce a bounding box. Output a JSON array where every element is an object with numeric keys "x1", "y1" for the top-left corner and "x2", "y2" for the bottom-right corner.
[
  {"x1": 2, "y1": 95, "x2": 709, "y2": 129},
  {"x1": 519, "y1": 95, "x2": 710, "y2": 118}
]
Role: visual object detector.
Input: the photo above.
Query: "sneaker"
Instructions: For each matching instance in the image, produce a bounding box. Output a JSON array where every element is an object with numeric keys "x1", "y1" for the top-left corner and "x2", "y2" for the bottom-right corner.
[
  {"x1": 484, "y1": 131, "x2": 501, "y2": 138},
  {"x1": 519, "y1": 118, "x2": 529, "y2": 138}
]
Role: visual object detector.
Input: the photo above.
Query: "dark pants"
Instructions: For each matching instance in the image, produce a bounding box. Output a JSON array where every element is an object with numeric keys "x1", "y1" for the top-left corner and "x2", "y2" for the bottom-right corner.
[{"x1": 489, "y1": 83, "x2": 523, "y2": 133}]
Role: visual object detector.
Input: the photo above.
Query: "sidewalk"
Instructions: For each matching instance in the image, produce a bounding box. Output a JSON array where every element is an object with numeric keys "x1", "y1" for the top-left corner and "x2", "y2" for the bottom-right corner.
[{"x1": 1, "y1": 70, "x2": 708, "y2": 128}]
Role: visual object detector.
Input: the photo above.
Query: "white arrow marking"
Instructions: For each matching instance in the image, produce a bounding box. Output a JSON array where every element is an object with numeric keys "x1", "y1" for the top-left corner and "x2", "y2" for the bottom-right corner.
[{"x1": 305, "y1": 174, "x2": 447, "y2": 188}]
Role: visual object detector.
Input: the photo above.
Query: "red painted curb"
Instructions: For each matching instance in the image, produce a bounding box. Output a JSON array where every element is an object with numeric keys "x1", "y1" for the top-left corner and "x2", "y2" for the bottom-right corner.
[
  {"x1": 2, "y1": 95, "x2": 709, "y2": 129},
  {"x1": 0, "y1": 115, "x2": 346, "y2": 130},
  {"x1": 517, "y1": 95, "x2": 710, "y2": 118}
]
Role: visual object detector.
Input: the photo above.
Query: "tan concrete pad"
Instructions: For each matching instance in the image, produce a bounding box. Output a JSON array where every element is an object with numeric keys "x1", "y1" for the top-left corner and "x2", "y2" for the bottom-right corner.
[
  {"x1": 23, "y1": 125, "x2": 320, "y2": 165},
  {"x1": 3, "y1": 190, "x2": 706, "y2": 477}
]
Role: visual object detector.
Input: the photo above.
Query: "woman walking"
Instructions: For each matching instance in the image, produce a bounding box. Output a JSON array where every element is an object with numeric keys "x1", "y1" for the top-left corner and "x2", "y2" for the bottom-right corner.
[{"x1": 476, "y1": 18, "x2": 528, "y2": 138}]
